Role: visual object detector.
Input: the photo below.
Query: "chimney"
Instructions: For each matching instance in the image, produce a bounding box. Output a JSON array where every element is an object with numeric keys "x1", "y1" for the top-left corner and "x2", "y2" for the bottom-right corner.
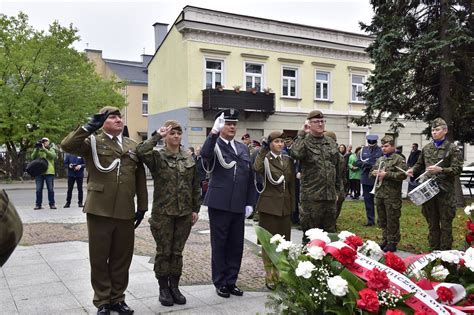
[
  {"x1": 153, "y1": 22, "x2": 168, "y2": 51},
  {"x1": 141, "y1": 54, "x2": 153, "y2": 67}
]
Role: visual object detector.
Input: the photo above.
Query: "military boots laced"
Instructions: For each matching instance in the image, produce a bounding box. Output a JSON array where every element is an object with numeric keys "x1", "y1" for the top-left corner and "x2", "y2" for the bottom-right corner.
[{"x1": 158, "y1": 276, "x2": 173, "y2": 306}]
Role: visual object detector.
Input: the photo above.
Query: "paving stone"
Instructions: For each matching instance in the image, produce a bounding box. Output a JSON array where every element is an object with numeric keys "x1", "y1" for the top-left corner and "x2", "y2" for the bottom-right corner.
[
  {"x1": 62, "y1": 278, "x2": 92, "y2": 294},
  {"x1": 2, "y1": 261, "x2": 52, "y2": 278},
  {"x1": 140, "y1": 294, "x2": 207, "y2": 314},
  {"x1": 126, "y1": 281, "x2": 159, "y2": 299},
  {"x1": 15, "y1": 292, "x2": 81, "y2": 314},
  {"x1": 5, "y1": 269, "x2": 60, "y2": 289},
  {"x1": 10, "y1": 281, "x2": 68, "y2": 301}
]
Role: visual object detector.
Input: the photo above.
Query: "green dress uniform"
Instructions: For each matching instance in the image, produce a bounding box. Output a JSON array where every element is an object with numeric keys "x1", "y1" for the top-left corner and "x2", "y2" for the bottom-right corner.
[
  {"x1": 61, "y1": 126, "x2": 148, "y2": 307},
  {"x1": 371, "y1": 145, "x2": 407, "y2": 249},
  {"x1": 412, "y1": 123, "x2": 463, "y2": 250},
  {"x1": 0, "y1": 189, "x2": 23, "y2": 266}
]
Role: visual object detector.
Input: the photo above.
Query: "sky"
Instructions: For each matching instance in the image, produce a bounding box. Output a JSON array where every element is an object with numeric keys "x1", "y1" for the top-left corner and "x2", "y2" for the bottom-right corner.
[{"x1": 1, "y1": 0, "x2": 374, "y2": 61}]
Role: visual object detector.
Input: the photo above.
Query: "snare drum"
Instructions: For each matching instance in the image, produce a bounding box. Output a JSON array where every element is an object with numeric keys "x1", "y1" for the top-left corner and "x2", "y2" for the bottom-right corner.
[{"x1": 408, "y1": 178, "x2": 440, "y2": 205}]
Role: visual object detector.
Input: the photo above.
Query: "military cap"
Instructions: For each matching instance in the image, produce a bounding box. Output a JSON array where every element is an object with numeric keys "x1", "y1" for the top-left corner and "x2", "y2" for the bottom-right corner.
[
  {"x1": 241, "y1": 133, "x2": 250, "y2": 140},
  {"x1": 267, "y1": 131, "x2": 285, "y2": 143},
  {"x1": 381, "y1": 135, "x2": 395, "y2": 145},
  {"x1": 163, "y1": 120, "x2": 182, "y2": 132},
  {"x1": 307, "y1": 110, "x2": 324, "y2": 120},
  {"x1": 432, "y1": 118, "x2": 447, "y2": 128},
  {"x1": 252, "y1": 140, "x2": 261, "y2": 147},
  {"x1": 99, "y1": 106, "x2": 121, "y2": 116},
  {"x1": 215, "y1": 108, "x2": 239, "y2": 121},
  {"x1": 323, "y1": 130, "x2": 337, "y2": 142}
]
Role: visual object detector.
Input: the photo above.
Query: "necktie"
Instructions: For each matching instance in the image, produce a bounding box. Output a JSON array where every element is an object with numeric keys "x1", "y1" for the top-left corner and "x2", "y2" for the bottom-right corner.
[
  {"x1": 228, "y1": 141, "x2": 235, "y2": 154},
  {"x1": 112, "y1": 136, "x2": 122, "y2": 150},
  {"x1": 277, "y1": 155, "x2": 283, "y2": 166}
]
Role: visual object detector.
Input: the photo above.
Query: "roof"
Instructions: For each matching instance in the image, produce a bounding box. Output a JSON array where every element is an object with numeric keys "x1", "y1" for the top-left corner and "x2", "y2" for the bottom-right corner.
[{"x1": 103, "y1": 58, "x2": 151, "y2": 85}]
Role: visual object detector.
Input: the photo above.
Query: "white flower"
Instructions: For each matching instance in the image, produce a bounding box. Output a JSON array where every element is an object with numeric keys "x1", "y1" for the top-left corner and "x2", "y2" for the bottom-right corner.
[
  {"x1": 431, "y1": 265, "x2": 449, "y2": 281},
  {"x1": 327, "y1": 276, "x2": 349, "y2": 297},
  {"x1": 276, "y1": 240, "x2": 292, "y2": 252},
  {"x1": 305, "y1": 228, "x2": 331, "y2": 243},
  {"x1": 338, "y1": 231, "x2": 355, "y2": 241},
  {"x1": 307, "y1": 245, "x2": 326, "y2": 260},
  {"x1": 464, "y1": 247, "x2": 474, "y2": 272},
  {"x1": 270, "y1": 234, "x2": 284, "y2": 244},
  {"x1": 464, "y1": 204, "x2": 474, "y2": 216},
  {"x1": 295, "y1": 261, "x2": 315, "y2": 279},
  {"x1": 440, "y1": 251, "x2": 461, "y2": 264},
  {"x1": 359, "y1": 240, "x2": 384, "y2": 261}
]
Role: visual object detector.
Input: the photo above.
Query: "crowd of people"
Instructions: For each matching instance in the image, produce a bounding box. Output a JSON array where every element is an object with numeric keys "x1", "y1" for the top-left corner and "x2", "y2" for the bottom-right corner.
[{"x1": 15, "y1": 106, "x2": 461, "y2": 315}]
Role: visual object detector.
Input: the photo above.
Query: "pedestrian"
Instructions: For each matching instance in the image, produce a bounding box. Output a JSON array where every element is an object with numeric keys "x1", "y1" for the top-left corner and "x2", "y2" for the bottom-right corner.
[
  {"x1": 200, "y1": 108, "x2": 256, "y2": 298},
  {"x1": 187, "y1": 146, "x2": 196, "y2": 160},
  {"x1": 355, "y1": 135, "x2": 383, "y2": 226},
  {"x1": 325, "y1": 131, "x2": 346, "y2": 222},
  {"x1": 370, "y1": 135, "x2": 407, "y2": 253},
  {"x1": 253, "y1": 131, "x2": 295, "y2": 290},
  {"x1": 61, "y1": 106, "x2": 148, "y2": 315},
  {"x1": 241, "y1": 133, "x2": 256, "y2": 156},
  {"x1": 289, "y1": 110, "x2": 340, "y2": 242},
  {"x1": 63, "y1": 153, "x2": 85, "y2": 208},
  {"x1": 344, "y1": 144, "x2": 353, "y2": 195},
  {"x1": 396, "y1": 145, "x2": 406, "y2": 161},
  {"x1": 407, "y1": 143, "x2": 421, "y2": 193},
  {"x1": 31, "y1": 137, "x2": 57, "y2": 210},
  {"x1": 348, "y1": 147, "x2": 362, "y2": 199},
  {"x1": 407, "y1": 118, "x2": 463, "y2": 251},
  {"x1": 137, "y1": 120, "x2": 200, "y2": 307}
]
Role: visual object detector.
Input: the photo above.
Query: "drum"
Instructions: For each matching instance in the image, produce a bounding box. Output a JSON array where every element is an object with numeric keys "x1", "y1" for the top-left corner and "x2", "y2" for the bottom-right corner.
[{"x1": 408, "y1": 178, "x2": 440, "y2": 205}]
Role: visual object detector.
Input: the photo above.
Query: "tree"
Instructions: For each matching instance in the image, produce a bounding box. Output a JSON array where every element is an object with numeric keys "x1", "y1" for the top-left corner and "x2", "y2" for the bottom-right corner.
[
  {"x1": 355, "y1": 0, "x2": 473, "y2": 143},
  {"x1": 0, "y1": 13, "x2": 126, "y2": 179}
]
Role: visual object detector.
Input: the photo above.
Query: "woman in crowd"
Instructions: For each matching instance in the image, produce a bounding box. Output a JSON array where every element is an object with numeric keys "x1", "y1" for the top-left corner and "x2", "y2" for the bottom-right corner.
[
  {"x1": 253, "y1": 131, "x2": 295, "y2": 290},
  {"x1": 137, "y1": 120, "x2": 200, "y2": 307},
  {"x1": 348, "y1": 146, "x2": 362, "y2": 199}
]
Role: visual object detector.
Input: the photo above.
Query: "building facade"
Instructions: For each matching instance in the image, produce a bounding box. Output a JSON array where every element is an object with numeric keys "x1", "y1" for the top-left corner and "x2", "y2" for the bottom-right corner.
[
  {"x1": 86, "y1": 49, "x2": 151, "y2": 143},
  {"x1": 147, "y1": 6, "x2": 472, "y2": 162}
]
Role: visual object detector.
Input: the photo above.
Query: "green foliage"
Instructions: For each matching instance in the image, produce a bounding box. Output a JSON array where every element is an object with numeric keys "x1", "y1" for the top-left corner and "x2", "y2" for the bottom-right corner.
[
  {"x1": 0, "y1": 12, "x2": 126, "y2": 178},
  {"x1": 356, "y1": 1, "x2": 474, "y2": 142}
]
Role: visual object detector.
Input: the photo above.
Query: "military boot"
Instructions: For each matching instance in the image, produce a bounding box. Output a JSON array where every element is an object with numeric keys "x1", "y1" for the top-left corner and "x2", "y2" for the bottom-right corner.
[
  {"x1": 158, "y1": 276, "x2": 173, "y2": 306},
  {"x1": 169, "y1": 274, "x2": 186, "y2": 305}
]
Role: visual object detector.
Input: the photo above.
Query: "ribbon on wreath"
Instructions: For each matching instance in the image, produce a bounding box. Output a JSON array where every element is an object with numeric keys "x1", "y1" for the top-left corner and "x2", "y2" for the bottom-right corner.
[{"x1": 308, "y1": 240, "x2": 467, "y2": 314}]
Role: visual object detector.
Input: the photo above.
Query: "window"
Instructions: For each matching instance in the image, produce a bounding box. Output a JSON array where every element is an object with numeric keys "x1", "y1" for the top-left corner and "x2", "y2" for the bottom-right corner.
[
  {"x1": 351, "y1": 74, "x2": 365, "y2": 102},
  {"x1": 245, "y1": 63, "x2": 263, "y2": 91},
  {"x1": 205, "y1": 59, "x2": 223, "y2": 89},
  {"x1": 315, "y1": 71, "x2": 330, "y2": 100},
  {"x1": 282, "y1": 67, "x2": 297, "y2": 97},
  {"x1": 142, "y1": 93, "x2": 148, "y2": 115}
]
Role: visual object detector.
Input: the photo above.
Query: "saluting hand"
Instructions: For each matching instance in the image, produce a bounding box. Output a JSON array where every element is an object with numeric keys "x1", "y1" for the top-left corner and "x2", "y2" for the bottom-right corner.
[
  {"x1": 211, "y1": 113, "x2": 225, "y2": 134},
  {"x1": 157, "y1": 125, "x2": 173, "y2": 137},
  {"x1": 303, "y1": 120, "x2": 311, "y2": 133}
]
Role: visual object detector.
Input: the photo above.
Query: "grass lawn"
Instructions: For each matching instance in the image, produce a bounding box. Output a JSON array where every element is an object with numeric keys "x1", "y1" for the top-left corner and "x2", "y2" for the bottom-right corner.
[{"x1": 337, "y1": 198, "x2": 473, "y2": 254}]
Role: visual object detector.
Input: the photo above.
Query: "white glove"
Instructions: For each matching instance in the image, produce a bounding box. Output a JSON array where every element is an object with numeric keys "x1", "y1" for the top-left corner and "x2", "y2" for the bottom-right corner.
[
  {"x1": 211, "y1": 113, "x2": 225, "y2": 133},
  {"x1": 245, "y1": 206, "x2": 253, "y2": 218}
]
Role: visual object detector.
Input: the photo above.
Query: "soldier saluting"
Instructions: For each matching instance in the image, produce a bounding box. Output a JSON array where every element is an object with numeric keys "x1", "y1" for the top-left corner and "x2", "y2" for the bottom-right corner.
[
  {"x1": 61, "y1": 106, "x2": 148, "y2": 315},
  {"x1": 407, "y1": 118, "x2": 463, "y2": 251}
]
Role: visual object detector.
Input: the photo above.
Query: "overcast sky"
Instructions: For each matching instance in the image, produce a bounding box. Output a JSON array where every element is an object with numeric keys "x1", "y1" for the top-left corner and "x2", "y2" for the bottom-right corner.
[{"x1": 1, "y1": 0, "x2": 374, "y2": 61}]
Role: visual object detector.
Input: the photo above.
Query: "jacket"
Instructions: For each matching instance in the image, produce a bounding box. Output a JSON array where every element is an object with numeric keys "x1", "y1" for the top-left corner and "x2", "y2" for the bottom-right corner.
[
  {"x1": 31, "y1": 146, "x2": 56, "y2": 175},
  {"x1": 64, "y1": 153, "x2": 85, "y2": 178}
]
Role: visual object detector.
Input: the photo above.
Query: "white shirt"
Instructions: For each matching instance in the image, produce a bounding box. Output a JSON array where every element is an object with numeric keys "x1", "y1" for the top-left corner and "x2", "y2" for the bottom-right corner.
[
  {"x1": 103, "y1": 132, "x2": 123, "y2": 149},
  {"x1": 219, "y1": 137, "x2": 237, "y2": 155},
  {"x1": 270, "y1": 151, "x2": 283, "y2": 165}
]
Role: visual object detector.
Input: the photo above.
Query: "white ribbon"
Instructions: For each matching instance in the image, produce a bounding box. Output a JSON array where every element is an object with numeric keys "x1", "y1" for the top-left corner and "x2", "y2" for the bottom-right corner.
[
  {"x1": 90, "y1": 134, "x2": 121, "y2": 181},
  {"x1": 201, "y1": 143, "x2": 237, "y2": 181},
  {"x1": 255, "y1": 157, "x2": 285, "y2": 194}
]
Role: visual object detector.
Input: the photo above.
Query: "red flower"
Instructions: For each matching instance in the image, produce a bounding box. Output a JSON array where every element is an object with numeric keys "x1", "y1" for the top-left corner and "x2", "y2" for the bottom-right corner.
[
  {"x1": 467, "y1": 233, "x2": 473, "y2": 245},
  {"x1": 335, "y1": 246, "x2": 357, "y2": 266},
  {"x1": 386, "y1": 310, "x2": 405, "y2": 315},
  {"x1": 366, "y1": 268, "x2": 390, "y2": 291},
  {"x1": 436, "y1": 286, "x2": 454, "y2": 304},
  {"x1": 414, "y1": 311, "x2": 429, "y2": 315},
  {"x1": 344, "y1": 235, "x2": 364, "y2": 249},
  {"x1": 356, "y1": 288, "x2": 380, "y2": 313},
  {"x1": 463, "y1": 294, "x2": 474, "y2": 306},
  {"x1": 466, "y1": 220, "x2": 474, "y2": 232},
  {"x1": 385, "y1": 252, "x2": 407, "y2": 273}
]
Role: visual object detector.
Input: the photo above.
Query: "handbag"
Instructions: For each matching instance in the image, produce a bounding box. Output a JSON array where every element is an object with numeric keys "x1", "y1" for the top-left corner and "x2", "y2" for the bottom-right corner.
[{"x1": 25, "y1": 158, "x2": 48, "y2": 177}]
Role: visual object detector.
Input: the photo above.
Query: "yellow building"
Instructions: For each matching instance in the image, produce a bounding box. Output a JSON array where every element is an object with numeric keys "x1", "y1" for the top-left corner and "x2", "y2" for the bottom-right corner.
[
  {"x1": 86, "y1": 49, "x2": 151, "y2": 143},
  {"x1": 147, "y1": 6, "x2": 439, "y2": 154}
]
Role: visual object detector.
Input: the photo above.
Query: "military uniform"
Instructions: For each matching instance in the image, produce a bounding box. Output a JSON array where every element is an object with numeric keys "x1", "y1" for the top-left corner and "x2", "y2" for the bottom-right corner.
[
  {"x1": 412, "y1": 118, "x2": 463, "y2": 250},
  {"x1": 324, "y1": 131, "x2": 347, "y2": 221},
  {"x1": 371, "y1": 136, "x2": 407, "y2": 251},
  {"x1": 0, "y1": 189, "x2": 23, "y2": 266},
  {"x1": 61, "y1": 113, "x2": 148, "y2": 308},
  {"x1": 289, "y1": 111, "x2": 340, "y2": 241}
]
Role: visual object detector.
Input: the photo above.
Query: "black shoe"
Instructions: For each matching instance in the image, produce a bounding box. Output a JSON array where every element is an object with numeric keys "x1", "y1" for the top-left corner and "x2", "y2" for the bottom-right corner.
[
  {"x1": 216, "y1": 286, "x2": 230, "y2": 298},
  {"x1": 159, "y1": 288, "x2": 174, "y2": 307},
  {"x1": 78, "y1": 203, "x2": 84, "y2": 207},
  {"x1": 63, "y1": 203, "x2": 70, "y2": 208},
  {"x1": 34, "y1": 206, "x2": 42, "y2": 210},
  {"x1": 97, "y1": 304, "x2": 110, "y2": 315},
  {"x1": 227, "y1": 284, "x2": 244, "y2": 296},
  {"x1": 383, "y1": 244, "x2": 397, "y2": 252},
  {"x1": 50, "y1": 205, "x2": 57, "y2": 210},
  {"x1": 379, "y1": 241, "x2": 387, "y2": 250},
  {"x1": 110, "y1": 301, "x2": 133, "y2": 314}
]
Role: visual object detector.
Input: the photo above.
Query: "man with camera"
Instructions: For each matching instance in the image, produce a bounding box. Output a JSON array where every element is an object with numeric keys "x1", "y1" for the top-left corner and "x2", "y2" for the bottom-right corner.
[
  {"x1": 31, "y1": 137, "x2": 57, "y2": 210},
  {"x1": 63, "y1": 153, "x2": 85, "y2": 208}
]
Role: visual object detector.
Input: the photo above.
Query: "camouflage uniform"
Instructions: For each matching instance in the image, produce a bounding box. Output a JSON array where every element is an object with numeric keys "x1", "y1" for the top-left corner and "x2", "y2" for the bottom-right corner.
[
  {"x1": 412, "y1": 118, "x2": 463, "y2": 250},
  {"x1": 371, "y1": 136, "x2": 407, "y2": 248},
  {"x1": 136, "y1": 124, "x2": 200, "y2": 278},
  {"x1": 290, "y1": 112, "x2": 340, "y2": 241},
  {"x1": 324, "y1": 131, "x2": 346, "y2": 220}
]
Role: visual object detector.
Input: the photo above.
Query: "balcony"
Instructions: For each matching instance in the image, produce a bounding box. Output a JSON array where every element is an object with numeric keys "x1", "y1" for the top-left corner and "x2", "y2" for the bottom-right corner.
[{"x1": 202, "y1": 88, "x2": 275, "y2": 115}]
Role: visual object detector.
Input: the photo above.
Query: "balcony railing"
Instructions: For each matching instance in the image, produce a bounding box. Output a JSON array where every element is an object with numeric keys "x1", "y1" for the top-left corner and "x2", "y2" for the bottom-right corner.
[{"x1": 202, "y1": 89, "x2": 275, "y2": 114}]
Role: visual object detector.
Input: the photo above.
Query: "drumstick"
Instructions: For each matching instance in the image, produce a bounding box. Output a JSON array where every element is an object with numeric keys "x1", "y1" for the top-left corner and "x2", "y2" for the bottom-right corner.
[
  {"x1": 415, "y1": 159, "x2": 444, "y2": 181},
  {"x1": 395, "y1": 166, "x2": 409, "y2": 175}
]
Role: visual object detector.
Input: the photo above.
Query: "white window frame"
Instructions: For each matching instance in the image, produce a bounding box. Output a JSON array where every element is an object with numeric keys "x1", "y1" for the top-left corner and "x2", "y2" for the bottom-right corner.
[
  {"x1": 243, "y1": 62, "x2": 264, "y2": 92},
  {"x1": 281, "y1": 66, "x2": 298, "y2": 98},
  {"x1": 350, "y1": 73, "x2": 366, "y2": 103},
  {"x1": 203, "y1": 58, "x2": 224, "y2": 89},
  {"x1": 315, "y1": 70, "x2": 331, "y2": 101},
  {"x1": 141, "y1": 93, "x2": 148, "y2": 116}
]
